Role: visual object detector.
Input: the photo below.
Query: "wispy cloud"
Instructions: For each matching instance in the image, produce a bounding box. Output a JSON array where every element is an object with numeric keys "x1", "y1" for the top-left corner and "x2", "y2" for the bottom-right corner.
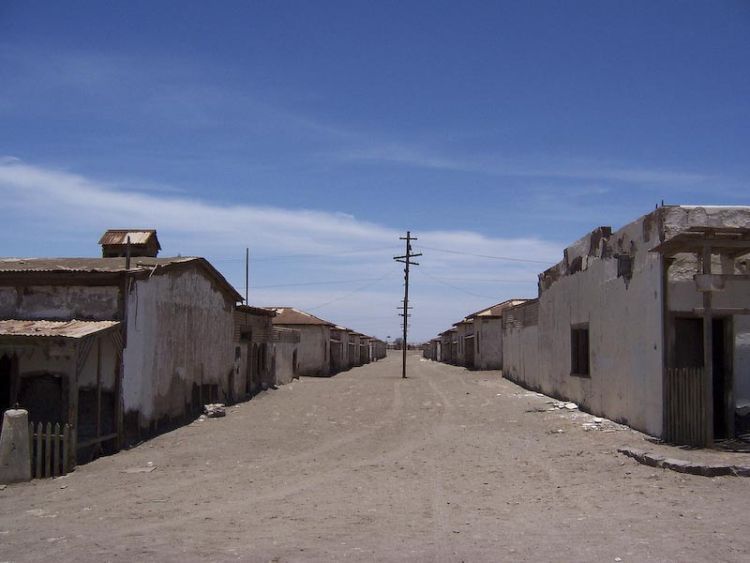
[
  {"x1": 336, "y1": 144, "x2": 714, "y2": 187},
  {"x1": 0, "y1": 158, "x2": 559, "y2": 340}
]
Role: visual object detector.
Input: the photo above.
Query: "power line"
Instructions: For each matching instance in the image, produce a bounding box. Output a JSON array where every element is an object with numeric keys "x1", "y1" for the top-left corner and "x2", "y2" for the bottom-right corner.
[
  {"x1": 417, "y1": 268, "x2": 500, "y2": 300},
  {"x1": 210, "y1": 246, "x2": 401, "y2": 263},
  {"x1": 415, "y1": 244, "x2": 552, "y2": 265},
  {"x1": 249, "y1": 277, "x2": 390, "y2": 289},
  {"x1": 306, "y1": 266, "x2": 400, "y2": 311}
]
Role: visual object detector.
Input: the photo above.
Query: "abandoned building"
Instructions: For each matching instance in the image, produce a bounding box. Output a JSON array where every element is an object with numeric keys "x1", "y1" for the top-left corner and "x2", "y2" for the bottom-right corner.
[
  {"x1": 466, "y1": 299, "x2": 528, "y2": 371},
  {"x1": 233, "y1": 305, "x2": 276, "y2": 397},
  {"x1": 267, "y1": 308, "x2": 334, "y2": 376},
  {"x1": 348, "y1": 331, "x2": 361, "y2": 368},
  {"x1": 452, "y1": 318, "x2": 474, "y2": 369},
  {"x1": 0, "y1": 319, "x2": 122, "y2": 460},
  {"x1": 0, "y1": 230, "x2": 242, "y2": 454},
  {"x1": 329, "y1": 326, "x2": 351, "y2": 374},
  {"x1": 271, "y1": 326, "x2": 301, "y2": 385},
  {"x1": 502, "y1": 206, "x2": 750, "y2": 447}
]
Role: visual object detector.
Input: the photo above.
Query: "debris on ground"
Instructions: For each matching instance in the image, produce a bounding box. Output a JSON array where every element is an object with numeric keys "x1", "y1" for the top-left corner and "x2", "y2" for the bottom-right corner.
[
  {"x1": 546, "y1": 400, "x2": 578, "y2": 411},
  {"x1": 122, "y1": 465, "x2": 156, "y2": 474},
  {"x1": 203, "y1": 404, "x2": 226, "y2": 418}
]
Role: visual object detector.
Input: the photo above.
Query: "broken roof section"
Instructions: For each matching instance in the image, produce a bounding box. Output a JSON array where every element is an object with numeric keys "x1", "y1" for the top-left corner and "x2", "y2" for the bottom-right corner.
[
  {"x1": 0, "y1": 319, "x2": 120, "y2": 339},
  {"x1": 266, "y1": 307, "x2": 335, "y2": 327}
]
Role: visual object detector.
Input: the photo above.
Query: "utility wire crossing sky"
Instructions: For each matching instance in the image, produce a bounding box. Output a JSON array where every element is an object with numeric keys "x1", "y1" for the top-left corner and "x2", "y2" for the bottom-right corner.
[{"x1": 0, "y1": 1, "x2": 748, "y2": 340}]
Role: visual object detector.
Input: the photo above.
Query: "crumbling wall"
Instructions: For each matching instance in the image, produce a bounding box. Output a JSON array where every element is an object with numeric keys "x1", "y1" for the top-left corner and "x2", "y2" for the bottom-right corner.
[
  {"x1": 122, "y1": 267, "x2": 235, "y2": 437},
  {"x1": 529, "y1": 212, "x2": 666, "y2": 436}
]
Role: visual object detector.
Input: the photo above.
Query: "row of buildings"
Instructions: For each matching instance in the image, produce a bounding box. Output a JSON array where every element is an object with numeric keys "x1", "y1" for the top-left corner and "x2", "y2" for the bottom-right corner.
[
  {"x1": 425, "y1": 206, "x2": 750, "y2": 447},
  {"x1": 0, "y1": 230, "x2": 385, "y2": 461}
]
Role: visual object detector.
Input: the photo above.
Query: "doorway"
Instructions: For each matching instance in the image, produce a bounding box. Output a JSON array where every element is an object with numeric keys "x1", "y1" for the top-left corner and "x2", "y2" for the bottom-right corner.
[{"x1": 672, "y1": 317, "x2": 733, "y2": 440}]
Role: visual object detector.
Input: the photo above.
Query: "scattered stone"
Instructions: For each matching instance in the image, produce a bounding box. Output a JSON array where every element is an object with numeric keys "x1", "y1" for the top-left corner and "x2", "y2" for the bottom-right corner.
[
  {"x1": 203, "y1": 404, "x2": 226, "y2": 418},
  {"x1": 0, "y1": 484, "x2": 6, "y2": 491},
  {"x1": 565, "y1": 402, "x2": 578, "y2": 410}
]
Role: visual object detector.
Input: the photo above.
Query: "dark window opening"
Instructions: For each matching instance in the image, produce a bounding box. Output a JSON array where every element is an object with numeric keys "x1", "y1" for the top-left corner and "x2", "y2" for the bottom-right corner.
[
  {"x1": 571, "y1": 325, "x2": 590, "y2": 377},
  {"x1": 617, "y1": 254, "x2": 633, "y2": 280}
]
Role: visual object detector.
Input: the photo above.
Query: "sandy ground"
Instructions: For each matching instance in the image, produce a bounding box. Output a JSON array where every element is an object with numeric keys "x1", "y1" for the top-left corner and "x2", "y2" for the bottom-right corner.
[{"x1": 1, "y1": 351, "x2": 750, "y2": 562}]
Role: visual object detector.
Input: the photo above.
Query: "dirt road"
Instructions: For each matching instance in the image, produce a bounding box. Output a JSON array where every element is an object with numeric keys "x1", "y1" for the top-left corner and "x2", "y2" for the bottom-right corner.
[{"x1": 1, "y1": 352, "x2": 749, "y2": 562}]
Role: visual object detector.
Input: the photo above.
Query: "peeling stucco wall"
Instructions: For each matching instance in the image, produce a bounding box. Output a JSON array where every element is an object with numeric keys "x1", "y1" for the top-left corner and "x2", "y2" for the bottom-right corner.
[
  {"x1": 278, "y1": 325, "x2": 330, "y2": 376},
  {"x1": 122, "y1": 267, "x2": 235, "y2": 429},
  {"x1": 504, "y1": 206, "x2": 750, "y2": 438},
  {"x1": 273, "y1": 341, "x2": 298, "y2": 385}
]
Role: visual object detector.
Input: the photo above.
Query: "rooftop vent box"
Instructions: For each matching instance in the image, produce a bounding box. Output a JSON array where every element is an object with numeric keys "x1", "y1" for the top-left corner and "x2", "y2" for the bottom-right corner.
[{"x1": 98, "y1": 229, "x2": 161, "y2": 258}]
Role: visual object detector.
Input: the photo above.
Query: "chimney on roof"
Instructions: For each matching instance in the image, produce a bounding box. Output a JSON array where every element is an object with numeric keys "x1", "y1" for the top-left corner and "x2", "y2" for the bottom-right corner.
[{"x1": 99, "y1": 229, "x2": 161, "y2": 258}]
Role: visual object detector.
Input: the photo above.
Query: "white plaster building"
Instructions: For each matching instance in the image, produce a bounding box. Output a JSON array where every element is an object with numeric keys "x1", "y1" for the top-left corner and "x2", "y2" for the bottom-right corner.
[{"x1": 502, "y1": 206, "x2": 750, "y2": 446}]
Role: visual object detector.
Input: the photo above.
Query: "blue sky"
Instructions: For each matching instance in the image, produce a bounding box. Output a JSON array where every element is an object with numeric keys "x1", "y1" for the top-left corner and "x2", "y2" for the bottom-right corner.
[{"x1": 1, "y1": 1, "x2": 748, "y2": 341}]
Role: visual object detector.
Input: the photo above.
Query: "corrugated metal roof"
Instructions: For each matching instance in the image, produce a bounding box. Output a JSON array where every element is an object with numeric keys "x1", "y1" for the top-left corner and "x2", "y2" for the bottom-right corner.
[
  {"x1": 0, "y1": 256, "x2": 195, "y2": 273},
  {"x1": 0, "y1": 320, "x2": 120, "y2": 339},
  {"x1": 98, "y1": 229, "x2": 160, "y2": 248},
  {"x1": 0, "y1": 256, "x2": 243, "y2": 303},
  {"x1": 267, "y1": 307, "x2": 335, "y2": 327}
]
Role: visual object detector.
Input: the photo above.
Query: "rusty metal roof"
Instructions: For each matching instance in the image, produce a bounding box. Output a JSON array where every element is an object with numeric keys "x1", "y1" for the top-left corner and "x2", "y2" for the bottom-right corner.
[
  {"x1": 0, "y1": 256, "x2": 193, "y2": 273},
  {"x1": 98, "y1": 229, "x2": 160, "y2": 248},
  {"x1": 235, "y1": 305, "x2": 276, "y2": 317},
  {"x1": 267, "y1": 307, "x2": 335, "y2": 326},
  {"x1": 0, "y1": 257, "x2": 243, "y2": 303},
  {"x1": 0, "y1": 320, "x2": 120, "y2": 339}
]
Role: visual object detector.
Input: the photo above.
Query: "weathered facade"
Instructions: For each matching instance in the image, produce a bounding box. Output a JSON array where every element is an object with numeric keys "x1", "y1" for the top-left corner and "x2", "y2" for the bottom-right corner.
[
  {"x1": 0, "y1": 320, "x2": 121, "y2": 461},
  {"x1": 329, "y1": 326, "x2": 350, "y2": 374},
  {"x1": 502, "y1": 206, "x2": 750, "y2": 446},
  {"x1": 467, "y1": 299, "x2": 528, "y2": 371},
  {"x1": 349, "y1": 332, "x2": 362, "y2": 367},
  {"x1": 233, "y1": 305, "x2": 275, "y2": 397},
  {"x1": 271, "y1": 327, "x2": 300, "y2": 385},
  {"x1": 371, "y1": 339, "x2": 387, "y2": 361},
  {"x1": 453, "y1": 319, "x2": 474, "y2": 369},
  {"x1": 267, "y1": 308, "x2": 333, "y2": 377},
  {"x1": 0, "y1": 251, "x2": 242, "y2": 450}
]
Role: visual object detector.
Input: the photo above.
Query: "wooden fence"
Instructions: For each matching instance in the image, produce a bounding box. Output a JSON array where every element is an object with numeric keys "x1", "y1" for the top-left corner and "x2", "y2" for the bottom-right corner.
[
  {"x1": 665, "y1": 367, "x2": 706, "y2": 446},
  {"x1": 28, "y1": 422, "x2": 74, "y2": 479}
]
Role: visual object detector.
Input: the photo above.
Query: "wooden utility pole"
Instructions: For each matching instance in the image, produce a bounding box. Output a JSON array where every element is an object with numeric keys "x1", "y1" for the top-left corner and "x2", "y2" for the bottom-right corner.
[{"x1": 394, "y1": 231, "x2": 421, "y2": 378}]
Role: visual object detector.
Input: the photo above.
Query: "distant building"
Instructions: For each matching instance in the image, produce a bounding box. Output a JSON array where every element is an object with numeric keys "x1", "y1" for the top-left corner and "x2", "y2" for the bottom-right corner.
[
  {"x1": 465, "y1": 299, "x2": 528, "y2": 371},
  {"x1": 267, "y1": 308, "x2": 334, "y2": 376},
  {"x1": 233, "y1": 305, "x2": 276, "y2": 397}
]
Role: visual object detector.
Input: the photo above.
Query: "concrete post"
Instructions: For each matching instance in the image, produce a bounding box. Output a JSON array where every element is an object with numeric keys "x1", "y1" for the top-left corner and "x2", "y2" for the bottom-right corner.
[{"x1": 0, "y1": 409, "x2": 32, "y2": 484}]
